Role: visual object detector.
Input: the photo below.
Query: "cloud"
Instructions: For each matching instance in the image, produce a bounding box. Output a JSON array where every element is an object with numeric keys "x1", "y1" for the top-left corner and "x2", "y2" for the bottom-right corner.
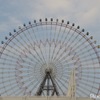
[{"x1": 0, "y1": 0, "x2": 100, "y2": 44}]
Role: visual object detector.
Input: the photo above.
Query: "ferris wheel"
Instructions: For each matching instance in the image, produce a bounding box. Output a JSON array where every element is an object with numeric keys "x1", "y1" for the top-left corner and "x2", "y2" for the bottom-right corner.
[{"x1": 0, "y1": 18, "x2": 100, "y2": 97}]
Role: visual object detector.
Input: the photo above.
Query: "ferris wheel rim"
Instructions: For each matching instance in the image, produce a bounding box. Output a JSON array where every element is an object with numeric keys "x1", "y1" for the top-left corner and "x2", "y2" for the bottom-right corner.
[
  {"x1": 0, "y1": 19, "x2": 100, "y2": 96},
  {"x1": 0, "y1": 20, "x2": 100, "y2": 61}
]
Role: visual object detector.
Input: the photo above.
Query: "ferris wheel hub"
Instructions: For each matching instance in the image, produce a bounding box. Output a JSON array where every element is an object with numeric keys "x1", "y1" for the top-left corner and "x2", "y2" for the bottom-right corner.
[
  {"x1": 42, "y1": 63, "x2": 56, "y2": 78},
  {"x1": 45, "y1": 68, "x2": 52, "y2": 74}
]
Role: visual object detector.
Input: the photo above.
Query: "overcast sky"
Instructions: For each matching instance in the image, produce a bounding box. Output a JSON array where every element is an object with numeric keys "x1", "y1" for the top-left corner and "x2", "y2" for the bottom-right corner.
[{"x1": 0, "y1": 0, "x2": 100, "y2": 48}]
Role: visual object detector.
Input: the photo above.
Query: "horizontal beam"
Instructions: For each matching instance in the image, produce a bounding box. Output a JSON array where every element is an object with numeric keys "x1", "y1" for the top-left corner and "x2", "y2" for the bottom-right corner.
[{"x1": 0, "y1": 97, "x2": 93, "y2": 100}]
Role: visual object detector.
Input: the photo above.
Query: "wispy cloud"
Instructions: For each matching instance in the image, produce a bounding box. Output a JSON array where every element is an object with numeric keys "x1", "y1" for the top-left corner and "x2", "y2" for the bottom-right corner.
[{"x1": 0, "y1": 0, "x2": 100, "y2": 43}]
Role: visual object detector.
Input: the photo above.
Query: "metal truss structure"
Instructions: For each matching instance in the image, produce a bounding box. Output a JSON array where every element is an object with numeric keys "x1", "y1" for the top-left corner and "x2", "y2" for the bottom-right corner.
[
  {"x1": 0, "y1": 18, "x2": 100, "y2": 98},
  {"x1": 36, "y1": 68, "x2": 59, "y2": 96}
]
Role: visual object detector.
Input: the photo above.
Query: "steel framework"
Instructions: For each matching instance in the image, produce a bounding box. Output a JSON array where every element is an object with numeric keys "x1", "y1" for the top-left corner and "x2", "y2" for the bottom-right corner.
[{"x1": 36, "y1": 68, "x2": 59, "y2": 96}]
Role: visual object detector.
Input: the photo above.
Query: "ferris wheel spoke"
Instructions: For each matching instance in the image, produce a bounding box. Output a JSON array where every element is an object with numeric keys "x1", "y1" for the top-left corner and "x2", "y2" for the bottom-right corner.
[
  {"x1": 62, "y1": 26, "x2": 73, "y2": 45},
  {"x1": 63, "y1": 31, "x2": 81, "y2": 55},
  {"x1": 26, "y1": 76, "x2": 42, "y2": 89},
  {"x1": 80, "y1": 53, "x2": 99, "y2": 62},
  {"x1": 37, "y1": 46, "x2": 47, "y2": 64},
  {"x1": 78, "y1": 80, "x2": 98, "y2": 91},
  {"x1": 53, "y1": 21, "x2": 57, "y2": 40},
  {"x1": 29, "y1": 79, "x2": 42, "y2": 95},
  {"x1": 54, "y1": 78, "x2": 66, "y2": 95},
  {"x1": 57, "y1": 54, "x2": 78, "y2": 66},
  {"x1": 70, "y1": 35, "x2": 87, "y2": 51},
  {"x1": 74, "y1": 42, "x2": 96, "y2": 57},
  {"x1": 23, "y1": 79, "x2": 37, "y2": 89},
  {"x1": 82, "y1": 66, "x2": 100, "y2": 69},
  {"x1": 50, "y1": 22, "x2": 58, "y2": 61},
  {"x1": 17, "y1": 69, "x2": 34, "y2": 74},
  {"x1": 25, "y1": 27, "x2": 36, "y2": 45},
  {"x1": 52, "y1": 47, "x2": 75, "y2": 63},
  {"x1": 60, "y1": 25, "x2": 67, "y2": 43},
  {"x1": 0, "y1": 84, "x2": 16, "y2": 96},
  {"x1": 42, "y1": 91, "x2": 45, "y2": 96},
  {"x1": 78, "y1": 83, "x2": 96, "y2": 95},
  {"x1": 32, "y1": 48, "x2": 45, "y2": 64},
  {"x1": 52, "y1": 27, "x2": 72, "y2": 61},
  {"x1": 0, "y1": 71, "x2": 16, "y2": 75},
  {"x1": 0, "y1": 67, "x2": 15, "y2": 70},
  {"x1": 8, "y1": 83, "x2": 26, "y2": 96},
  {"x1": 20, "y1": 30, "x2": 45, "y2": 64},
  {"x1": 8, "y1": 40, "x2": 25, "y2": 53},
  {"x1": 13, "y1": 36, "x2": 31, "y2": 52},
  {"x1": 77, "y1": 86, "x2": 89, "y2": 97},
  {"x1": 76, "y1": 52, "x2": 98, "y2": 61},
  {"x1": 56, "y1": 55, "x2": 75, "y2": 65},
  {"x1": 48, "y1": 42, "x2": 51, "y2": 62},
  {"x1": 78, "y1": 80, "x2": 94, "y2": 88},
  {"x1": 56, "y1": 77, "x2": 68, "y2": 90},
  {"x1": 0, "y1": 56, "x2": 19, "y2": 64},
  {"x1": 69, "y1": 29, "x2": 82, "y2": 45},
  {"x1": 54, "y1": 28, "x2": 71, "y2": 59},
  {"x1": 18, "y1": 75, "x2": 36, "y2": 84},
  {"x1": 81, "y1": 70, "x2": 98, "y2": 74},
  {"x1": 1, "y1": 47, "x2": 20, "y2": 58},
  {"x1": 29, "y1": 25, "x2": 38, "y2": 43},
  {"x1": 59, "y1": 62, "x2": 75, "y2": 68},
  {"x1": 45, "y1": 21, "x2": 48, "y2": 41},
  {"x1": 0, "y1": 57, "x2": 38, "y2": 68},
  {"x1": 52, "y1": 45, "x2": 62, "y2": 61},
  {"x1": 12, "y1": 36, "x2": 44, "y2": 64},
  {"x1": 3, "y1": 84, "x2": 20, "y2": 96},
  {"x1": 5, "y1": 44, "x2": 42, "y2": 64},
  {"x1": 20, "y1": 30, "x2": 33, "y2": 47},
  {"x1": 15, "y1": 30, "x2": 31, "y2": 48},
  {"x1": 79, "y1": 57, "x2": 98, "y2": 64},
  {"x1": 51, "y1": 44, "x2": 57, "y2": 62},
  {"x1": 0, "y1": 62, "x2": 18, "y2": 67},
  {"x1": 80, "y1": 76, "x2": 100, "y2": 84},
  {"x1": 33, "y1": 22, "x2": 41, "y2": 43},
  {"x1": 11, "y1": 87, "x2": 25, "y2": 96},
  {"x1": 0, "y1": 78, "x2": 16, "y2": 85},
  {"x1": 76, "y1": 89, "x2": 85, "y2": 97},
  {"x1": 0, "y1": 51, "x2": 19, "y2": 61},
  {"x1": 81, "y1": 75, "x2": 96, "y2": 81},
  {"x1": 2, "y1": 57, "x2": 35, "y2": 69},
  {"x1": 16, "y1": 60, "x2": 39, "y2": 69},
  {"x1": 50, "y1": 21, "x2": 52, "y2": 42},
  {"x1": 0, "y1": 80, "x2": 18, "y2": 91},
  {"x1": 76, "y1": 91, "x2": 81, "y2": 97},
  {"x1": 81, "y1": 61, "x2": 99, "y2": 66},
  {"x1": 61, "y1": 77, "x2": 69, "y2": 85},
  {"x1": 65, "y1": 28, "x2": 77, "y2": 46},
  {"x1": 55, "y1": 23, "x2": 62, "y2": 44},
  {"x1": 53, "y1": 47, "x2": 96, "y2": 66},
  {"x1": 16, "y1": 71, "x2": 32, "y2": 79},
  {"x1": 0, "y1": 61, "x2": 33, "y2": 69},
  {"x1": 62, "y1": 74, "x2": 70, "y2": 80},
  {"x1": 71, "y1": 35, "x2": 95, "y2": 56},
  {"x1": 0, "y1": 75, "x2": 16, "y2": 81}
]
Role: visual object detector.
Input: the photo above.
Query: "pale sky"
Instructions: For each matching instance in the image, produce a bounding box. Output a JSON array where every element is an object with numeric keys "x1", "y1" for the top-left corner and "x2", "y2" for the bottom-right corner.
[
  {"x1": 0, "y1": 0, "x2": 100, "y2": 96},
  {"x1": 0, "y1": 0, "x2": 100, "y2": 47}
]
